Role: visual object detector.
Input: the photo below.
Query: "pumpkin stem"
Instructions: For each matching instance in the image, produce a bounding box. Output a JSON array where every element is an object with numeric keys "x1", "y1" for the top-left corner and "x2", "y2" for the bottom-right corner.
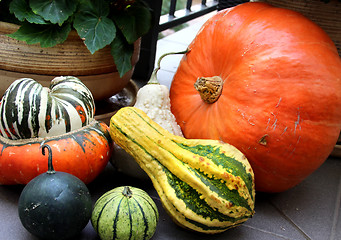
[
  {"x1": 122, "y1": 186, "x2": 133, "y2": 198},
  {"x1": 42, "y1": 144, "x2": 55, "y2": 174},
  {"x1": 194, "y1": 76, "x2": 224, "y2": 104},
  {"x1": 148, "y1": 49, "x2": 189, "y2": 85}
]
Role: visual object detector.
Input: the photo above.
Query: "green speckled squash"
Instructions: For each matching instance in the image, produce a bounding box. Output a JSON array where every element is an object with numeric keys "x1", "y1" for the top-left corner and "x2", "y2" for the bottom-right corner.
[
  {"x1": 109, "y1": 107, "x2": 255, "y2": 234},
  {"x1": 91, "y1": 186, "x2": 159, "y2": 240}
]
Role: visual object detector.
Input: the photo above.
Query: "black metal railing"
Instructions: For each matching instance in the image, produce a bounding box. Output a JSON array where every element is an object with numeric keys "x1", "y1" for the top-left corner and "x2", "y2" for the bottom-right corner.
[
  {"x1": 133, "y1": 0, "x2": 248, "y2": 82},
  {"x1": 159, "y1": 0, "x2": 219, "y2": 32}
]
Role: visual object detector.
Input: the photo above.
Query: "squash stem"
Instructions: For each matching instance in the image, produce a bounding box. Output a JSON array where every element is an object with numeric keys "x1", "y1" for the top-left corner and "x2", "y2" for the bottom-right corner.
[
  {"x1": 122, "y1": 186, "x2": 133, "y2": 198},
  {"x1": 148, "y1": 49, "x2": 189, "y2": 85},
  {"x1": 194, "y1": 76, "x2": 224, "y2": 104},
  {"x1": 42, "y1": 144, "x2": 55, "y2": 174}
]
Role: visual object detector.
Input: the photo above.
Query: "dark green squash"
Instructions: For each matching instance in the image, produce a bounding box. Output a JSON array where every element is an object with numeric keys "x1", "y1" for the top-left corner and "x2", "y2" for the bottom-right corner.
[{"x1": 18, "y1": 144, "x2": 92, "y2": 240}]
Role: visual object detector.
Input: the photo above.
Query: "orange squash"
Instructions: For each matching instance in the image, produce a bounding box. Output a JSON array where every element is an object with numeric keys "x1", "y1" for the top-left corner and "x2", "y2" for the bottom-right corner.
[
  {"x1": 0, "y1": 121, "x2": 112, "y2": 185},
  {"x1": 169, "y1": 2, "x2": 341, "y2": 192},
  {"x1": 0, "y1": 76, "x2": 112, "y2": 185}
]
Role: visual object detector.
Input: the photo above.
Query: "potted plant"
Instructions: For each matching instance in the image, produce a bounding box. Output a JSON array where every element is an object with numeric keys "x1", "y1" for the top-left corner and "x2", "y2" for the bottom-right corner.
[{"x1": 0, "y1": 0, "x2": 152, "y2": 100}]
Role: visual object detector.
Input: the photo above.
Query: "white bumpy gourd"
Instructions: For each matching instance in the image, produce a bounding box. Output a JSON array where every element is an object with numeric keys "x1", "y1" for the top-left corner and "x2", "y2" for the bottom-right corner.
[
  {"x1": 134, "y1": 83, "x2": 183, "y2": 137},
  {"x1": 111, "y1": 51, "x2": 186, "y2": 179}
]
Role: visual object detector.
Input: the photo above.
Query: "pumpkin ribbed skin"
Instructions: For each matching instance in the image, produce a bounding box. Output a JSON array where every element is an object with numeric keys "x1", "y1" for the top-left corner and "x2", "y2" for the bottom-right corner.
[
  {"x1": 0, "y1": 121, "x2": 112, "y2": 185},
  {"x1": 109, "y1": 107, "x2": 255, "y2": 234},
  {"x1": 0, "y1": 76, "x2": 95, "y2": 139},
  {"x1": 91, "y1": 186, "x2": 159, "y2": 240},
  {"x1": 169, "y1": 2, "x2": 341, "y2": 192}
]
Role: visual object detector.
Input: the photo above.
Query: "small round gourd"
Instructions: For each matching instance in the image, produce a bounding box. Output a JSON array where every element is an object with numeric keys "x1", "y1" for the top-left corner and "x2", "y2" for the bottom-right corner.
[
  {"x1": 18, "y1": 144, "x2": 92, "y2": 240},
  {"x1": 91, "y1": 186, "x2": 159, "y2": 240}
]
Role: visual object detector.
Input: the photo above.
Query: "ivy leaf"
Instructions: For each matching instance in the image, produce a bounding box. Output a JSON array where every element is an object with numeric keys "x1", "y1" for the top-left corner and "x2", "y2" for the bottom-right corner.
[
  {"x1": 112, "y1": 1, "x2": 152, "y2": 44},
  {"x1": 8, "y1": 22, "x2": 71, "y2": 48},
  {"x1": 9, "y1": 0, "x2": 46, "y2": 24},
  {"x1": 29, "y1": 0, "x2": 78, "y2": 25},
  {"x1": 74, "y1": 0, "x2": 116, "y2": 54},
  {"x1": 111, "y1": 32, "x2": 134, "y2": 77}
]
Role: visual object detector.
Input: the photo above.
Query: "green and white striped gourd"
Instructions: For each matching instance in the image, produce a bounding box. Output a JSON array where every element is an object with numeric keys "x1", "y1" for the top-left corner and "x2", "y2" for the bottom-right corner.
[
  {"x1": 0, "y1": 76, "x2": 94, "y2": 139},
  {"x1": 109, "y1": 107, "x2": 255, "y2": 234},
  {"x1": 91, "y1": 186, "x2": 159, "y2": 240}
]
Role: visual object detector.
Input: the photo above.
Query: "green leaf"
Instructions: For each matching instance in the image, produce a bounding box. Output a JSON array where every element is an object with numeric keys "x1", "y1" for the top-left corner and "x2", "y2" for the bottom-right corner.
[
  {"x1": 8, "y1": 22, "x2": 71, "y2": 48},
  {"x1": 74, "y1": 0, "x2": 116, "y2": 54},
  {"x1": 29, "y1": 0, "x2": 78, "y2": 25},
  {"x1": 78, "y1": 0, "x2": 109, "y2": 16},
  {"x1": 9, "y1": 0, "x2": 46, "y2": 24},
  {"x1": 111, "y1": 32, "x2": 134, "y2": 77},
  {"x1": 112, "y1": 1, "x2": 152, "y2": 44}
]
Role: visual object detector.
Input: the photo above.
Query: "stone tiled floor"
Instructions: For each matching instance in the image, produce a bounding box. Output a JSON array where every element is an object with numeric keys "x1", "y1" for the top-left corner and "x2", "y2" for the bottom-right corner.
[{"x1": 0, "y1": 11, "x2": 340, "y2": 240}]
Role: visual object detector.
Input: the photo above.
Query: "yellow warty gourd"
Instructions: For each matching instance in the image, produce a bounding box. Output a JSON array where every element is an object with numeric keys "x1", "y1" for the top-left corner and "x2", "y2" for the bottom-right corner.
[{"x1": 109, "y1": 107, "x2": 255, "y2": 234}]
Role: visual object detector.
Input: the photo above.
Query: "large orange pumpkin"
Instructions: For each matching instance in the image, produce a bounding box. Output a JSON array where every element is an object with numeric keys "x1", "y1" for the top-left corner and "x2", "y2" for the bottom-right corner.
[{"x1": 169, "y1": 2, "x2": 341, "y2": 192}]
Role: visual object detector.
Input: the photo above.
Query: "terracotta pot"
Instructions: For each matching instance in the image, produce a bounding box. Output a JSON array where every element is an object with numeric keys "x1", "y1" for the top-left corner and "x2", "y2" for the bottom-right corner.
[
  {"x1": 250, "y1": 0, "x2": 341, "y2": 56},
  {"x1": 0, "y1": 21, "x2": 141, "y2": 100}
]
